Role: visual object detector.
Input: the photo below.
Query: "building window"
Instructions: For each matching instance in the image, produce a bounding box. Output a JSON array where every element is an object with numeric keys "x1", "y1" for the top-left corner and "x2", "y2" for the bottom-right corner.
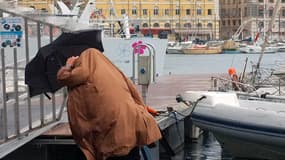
[
  {"x1": 109, "y1": 8, "x2": 115, "y2": 16},
  {"x1": 153, "y1": 23, "x2": 160, "y2": 27},
  {"x1": 197, "y1": 23, "x2": 202, "y2": 28},
  {"x1": 176, "y1": 23, "x2": 180, "y2": 28},
  {"x1": 121, "y1": 9, "x2": 126, "y2": 15},
  {"x1": 175, "y1": 6, "x2": 180, "y2": 15},
  {"x1": 222, "y1": 20, "x2": 226, "y2": 26},
  {"x1": 269, "y1": 8, "x2": 273, "y2": 16},
  {"x1": 164, "y1": 23, "x2": 171, "y2": 28},
  {"x1": 282, "y1": 9, "x2": 285, "y2": 16},
  {"x1": 184, "y1": 23, "x2": 191, "y2": 28},
  {"x1": 258, "y1": 7, "x2": 264, "y2": 17},
  {"x1": 207, "y1": 23, "x2": 213, "y2": 28},
  {"x1": 208, "y1": 9, "x2": 212, "y2": 15},
  {"x1": 281, "y1": 21, "x2": 285, "y2": 28},
  {"x1": 165, "y1": 9, "x2": 169, "y2": 16},
  {"x1": 142, "y1": 23, "x2": 148, "y2": 27},
  {"x1": 197, "y1": 7, "x2": 202, "y2": 15},
  {"x1": 154, "y1": 6, "x2": 159, "y2": 16},
  {"x1": 186, "y1": 9, "x2": 191, "y2": 15},
  {"x1": 132, "y1": 7, "x2": 137, "y2": 15},
  {"x1": 233, "y1": 20, "x2": 236, "y2": 26},
  {"x1": 143, "y1": 9, "x2": 148, "y2": 15}
]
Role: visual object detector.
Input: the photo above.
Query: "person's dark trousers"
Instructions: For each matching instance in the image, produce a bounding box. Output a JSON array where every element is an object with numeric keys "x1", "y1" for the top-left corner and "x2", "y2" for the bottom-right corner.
[{"x1": 107, "y1": 147, "x2": 140, "y2": 160}]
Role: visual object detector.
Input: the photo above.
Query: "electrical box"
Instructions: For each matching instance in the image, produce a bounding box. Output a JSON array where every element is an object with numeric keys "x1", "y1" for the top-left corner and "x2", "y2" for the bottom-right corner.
[{"x1": 138, "y1": 56, "x2": 151, "y2": 85}]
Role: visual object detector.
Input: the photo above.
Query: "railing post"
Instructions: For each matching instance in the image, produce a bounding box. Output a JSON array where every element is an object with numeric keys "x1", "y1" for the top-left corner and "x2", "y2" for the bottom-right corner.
[
  {"x1": 0, "y1": 108, "x2": 3, "y2": 140},
  {"x1": 0, "y1": 48, "x2": 7, "y2": 140}
]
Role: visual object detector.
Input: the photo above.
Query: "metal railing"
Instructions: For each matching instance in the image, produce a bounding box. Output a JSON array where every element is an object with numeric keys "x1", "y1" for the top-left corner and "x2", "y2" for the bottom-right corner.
[
  {"x1": 210, "y1": 76, "x2": 285, "y2": 97},
  {"x1": 0, "y1": 9, "x2": 70, "y2": 159}
]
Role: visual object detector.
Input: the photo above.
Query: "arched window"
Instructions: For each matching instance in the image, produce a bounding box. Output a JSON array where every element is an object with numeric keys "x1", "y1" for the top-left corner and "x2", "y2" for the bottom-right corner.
[
  {"x1": 184, "y1": 23, "x2": 191, "y2": 28},
  {"x1": 207, "y1": 23, "x2": 213, "y2": 28},
  {"x1": 153, "y1": 23, "x2": 160, "y2": 27},
  {"x1": 164, "y1": 23, "x2": 171, "y2": 28},
  {"x1": 142, "y1": 23, "x2": 148, "y2": 27}
]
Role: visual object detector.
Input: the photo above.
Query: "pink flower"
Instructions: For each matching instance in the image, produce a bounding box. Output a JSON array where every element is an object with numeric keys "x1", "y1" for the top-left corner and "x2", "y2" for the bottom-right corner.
[{"x1": 132, "y1": 41, "x2": 146, "y2": 55}]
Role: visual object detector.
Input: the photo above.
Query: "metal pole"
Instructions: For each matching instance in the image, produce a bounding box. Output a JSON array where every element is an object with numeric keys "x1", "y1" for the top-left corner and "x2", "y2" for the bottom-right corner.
[
  {"x1": 24, "y1": 17, "x2": 32, "y2": 130},
  {"x1": 49, "y1": 25, "x2": 56, "y2": 121},
  {"x1": 37, "y1": 22, "x2": 44, "y2": 126},
  {"x1": 13, "y1": 48, "x2": 20, "y2": 136},
  {"x1": 1, "y1": 48, "x2": 8, "y2": 140},
  {"x1": 132, "y1": 48, "x2": 135, "y2": 83},
  {"x1": 141, "y1": 85, "x2": 148, "y2": 103}
]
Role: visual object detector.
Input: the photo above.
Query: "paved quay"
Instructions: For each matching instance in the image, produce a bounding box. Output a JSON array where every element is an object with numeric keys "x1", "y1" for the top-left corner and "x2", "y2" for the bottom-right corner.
[{"x1": 42, "y1": 73, "x2": 224, "y2": 136}]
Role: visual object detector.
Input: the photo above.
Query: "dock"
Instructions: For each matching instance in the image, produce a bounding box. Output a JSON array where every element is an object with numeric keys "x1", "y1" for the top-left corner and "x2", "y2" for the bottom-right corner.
[{"x1": 1, "y1": 73, "x2": 221, "y2": 160}]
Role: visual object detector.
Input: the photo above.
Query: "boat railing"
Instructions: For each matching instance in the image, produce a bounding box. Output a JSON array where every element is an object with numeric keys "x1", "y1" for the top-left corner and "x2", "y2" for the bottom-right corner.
[
  {"x1": 211, "y1": 76, "x2": 285, "y2": 98},
  {"x1": 210, "y1": 76, "x2": 257, "y2": 92},
  {"x1": 0, "y1": 6, "x2": 90, "y2": 158}
]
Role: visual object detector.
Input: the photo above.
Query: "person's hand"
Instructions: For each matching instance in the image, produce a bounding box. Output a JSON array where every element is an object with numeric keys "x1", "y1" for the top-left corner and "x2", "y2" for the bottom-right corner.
[
  {"x1": 66, "y1": 56, "x2": 79, "y2": 66},
  {"x1": 146, "y1": 106, "x2": 159, "y2": 116}
]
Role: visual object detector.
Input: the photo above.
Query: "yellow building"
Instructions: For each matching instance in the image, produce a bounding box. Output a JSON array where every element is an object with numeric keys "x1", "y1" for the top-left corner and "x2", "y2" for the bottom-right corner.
[
  {"x1": 17, "y1": 0, "x2": 55, "y2": 12},
  {"x1": 17, "y1": 0, "x2": 220, "y2": 40},
  {"x1": 94, "y1": 0, "x2": 220, "y2": 40}
]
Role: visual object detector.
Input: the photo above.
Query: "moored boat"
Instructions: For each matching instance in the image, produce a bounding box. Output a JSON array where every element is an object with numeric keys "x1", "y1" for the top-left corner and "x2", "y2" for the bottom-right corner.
[
  {"x1": 166, "y1": 41, "x2": 192, "y2": 54},
  {"x1": 182, "y1": 44, "x2": 222, "y2": 54},
  {"x1": 181, "y1": 91, "x2": 285, "y2": 160},
  {"x1": 239, "y1": 44, "x2": 278, "y2": 54}
]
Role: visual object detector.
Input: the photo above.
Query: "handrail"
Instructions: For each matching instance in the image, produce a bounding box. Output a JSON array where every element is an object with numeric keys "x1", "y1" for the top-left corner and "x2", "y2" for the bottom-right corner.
[{"x1": 0, "y1": 8, "x2": 68, "y2": 159}]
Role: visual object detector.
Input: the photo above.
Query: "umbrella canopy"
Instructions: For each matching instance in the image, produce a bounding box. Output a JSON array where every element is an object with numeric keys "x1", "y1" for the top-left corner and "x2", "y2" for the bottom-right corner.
[{"x1": 25, "y1": 29, "x2": 104, "y2": 97}]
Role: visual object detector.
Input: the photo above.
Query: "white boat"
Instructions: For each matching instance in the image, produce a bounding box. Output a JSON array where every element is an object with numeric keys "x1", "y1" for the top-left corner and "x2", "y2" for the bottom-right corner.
[
  {"x1": 166, "y1": 41, "x2": 192, "y2": 54},
  {"x1": 181, "y1": 91, "x2": 285, "y2": 160},
  {"x1": 239, "y1": 44, "x2": 278, "y2": 54}
]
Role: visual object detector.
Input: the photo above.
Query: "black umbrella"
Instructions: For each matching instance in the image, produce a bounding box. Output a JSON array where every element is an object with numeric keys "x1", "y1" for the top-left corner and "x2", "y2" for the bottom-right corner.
[{"x1": 25, "y1": 29, "x2": 104, "y2": 97}]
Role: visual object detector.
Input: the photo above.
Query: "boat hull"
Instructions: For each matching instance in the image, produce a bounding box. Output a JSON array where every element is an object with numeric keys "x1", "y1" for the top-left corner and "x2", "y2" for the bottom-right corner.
[
  {"x1": 239, "y1": 45, "x2": 278, "y2": 54},
  {"x1": 193, "y1": 115, "x2": 285, "y2": 160},
  {"x1": 182, "y1": 91, "x2": 285, "y2": 159},
  {"x1": 182, "y1": 47, "x2": 222, "y2": 54}
]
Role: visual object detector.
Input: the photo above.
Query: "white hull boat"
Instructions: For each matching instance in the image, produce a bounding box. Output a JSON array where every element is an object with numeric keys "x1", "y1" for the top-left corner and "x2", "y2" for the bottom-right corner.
[
  {"x1": 239, "y1": 44, "x2": 278, "y2": 54},
  {"x1": 181, "y1": 91, "x2": 285, "y2": 160},
  {"x1": 166, "y1": 41, "x2": 192, "y2": 54}
]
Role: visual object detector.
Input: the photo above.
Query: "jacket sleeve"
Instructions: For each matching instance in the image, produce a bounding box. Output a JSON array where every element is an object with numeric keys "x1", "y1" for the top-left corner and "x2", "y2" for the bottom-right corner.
[{"x1": 57, "y1": 49, "x2": 96, "y2": 88}]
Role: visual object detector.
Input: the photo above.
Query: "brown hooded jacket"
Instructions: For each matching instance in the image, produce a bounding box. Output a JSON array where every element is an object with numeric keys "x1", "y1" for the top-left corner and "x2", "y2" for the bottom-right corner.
[{"x1": 57, "y1": 48, "x2": 161, "y2": 160}]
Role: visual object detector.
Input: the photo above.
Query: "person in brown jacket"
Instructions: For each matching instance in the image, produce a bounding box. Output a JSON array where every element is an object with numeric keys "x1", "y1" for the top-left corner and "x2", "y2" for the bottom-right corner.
[{"x1": 57, "y1": 48, "x2": 162, "y2": 160}]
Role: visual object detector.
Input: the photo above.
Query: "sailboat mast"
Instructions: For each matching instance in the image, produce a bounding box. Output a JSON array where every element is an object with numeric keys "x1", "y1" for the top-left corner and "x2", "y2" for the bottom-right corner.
[
  {"x1": 253, "y1": 0, "x2": 281, "y2": 84},
  {"x1": 263, "y1": 0, "x2": 266, "y2": 40}
]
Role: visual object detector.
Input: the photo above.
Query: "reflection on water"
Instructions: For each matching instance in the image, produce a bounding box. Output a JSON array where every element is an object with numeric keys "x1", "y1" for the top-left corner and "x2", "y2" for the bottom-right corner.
[{"x1": 185, "y1": 132, "x2": 233, "y2": 160}]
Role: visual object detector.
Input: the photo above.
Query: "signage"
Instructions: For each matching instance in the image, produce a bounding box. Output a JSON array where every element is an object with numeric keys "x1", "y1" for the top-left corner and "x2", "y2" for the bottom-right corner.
[{"x1": 0, "y1": 17, "x2": 24, "y2": 48}]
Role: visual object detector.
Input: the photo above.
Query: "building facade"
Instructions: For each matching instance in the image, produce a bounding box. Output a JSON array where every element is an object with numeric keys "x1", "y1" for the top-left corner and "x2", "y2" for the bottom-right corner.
[
  {"x1": 94, "y1": 0, "x2": 220, "y2": 40},
  {"x1": 18, "y1": 0, "x2": 55, "y2": 12},
  {"x1": 220, "y1": 0, "x2": 285, "y2": 41},
  {"x1": 16, "y1": 0, "x2": 220, "y2": 40}
]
